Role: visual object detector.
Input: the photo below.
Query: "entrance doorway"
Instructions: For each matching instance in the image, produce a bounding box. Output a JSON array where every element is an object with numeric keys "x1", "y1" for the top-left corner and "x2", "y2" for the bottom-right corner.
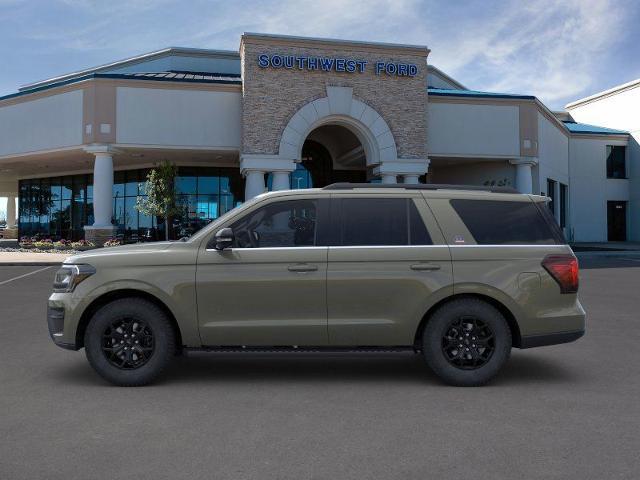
[
  {"x1": 298, "y1": 124, "x2": 367, "y2": 188},
  {"x1": 607, "y1": 201, "x2": 627, "y2": 241}
]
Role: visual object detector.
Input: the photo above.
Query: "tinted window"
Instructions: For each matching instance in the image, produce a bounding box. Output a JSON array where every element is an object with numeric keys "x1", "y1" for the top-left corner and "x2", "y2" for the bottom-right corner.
[
  {"x1": 339, "y1": 198, "x2": 432, "y2": 246},
  {"x1": 607, "y1": 145, "x2": 626, "y2": 179},
  {"x1": 231, "y1": 199, "x2": 317, "y2": 248},
  {"x1": 450, "y1": 199, "x2": 562, "y2": 245}
]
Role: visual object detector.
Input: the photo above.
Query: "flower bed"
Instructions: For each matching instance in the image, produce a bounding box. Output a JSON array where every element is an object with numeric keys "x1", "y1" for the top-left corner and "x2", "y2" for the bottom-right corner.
[{"x1": 15, "y1": 236, "x2": 97, "y2": 253}]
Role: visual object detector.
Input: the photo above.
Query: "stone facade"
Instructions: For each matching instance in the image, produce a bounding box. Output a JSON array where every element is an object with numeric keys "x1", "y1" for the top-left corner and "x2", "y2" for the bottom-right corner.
[{"x1": 240, "y1": 35, "x2": 429, "y2": 161}]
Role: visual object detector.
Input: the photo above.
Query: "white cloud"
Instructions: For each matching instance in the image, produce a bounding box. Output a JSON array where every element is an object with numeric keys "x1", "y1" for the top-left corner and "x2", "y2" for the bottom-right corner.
[
  {"x1": 2, "y1": 0, "x2": 635, "y2": 108},
  {"x1": 426, "y1": 0, "x2": 631, "y2": 107}
]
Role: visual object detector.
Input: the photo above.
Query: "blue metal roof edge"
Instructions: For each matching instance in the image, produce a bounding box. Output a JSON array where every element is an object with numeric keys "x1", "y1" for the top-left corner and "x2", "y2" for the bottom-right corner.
[
  {"x1": 0, "y1": 72, "x2": 242, "y2": 102},
  {"x1": 428, "y1": 87, "x2": 536, "y2": 100},
  {"x1": 562, "y1": 121, "x2": 628, "y2": 135}
]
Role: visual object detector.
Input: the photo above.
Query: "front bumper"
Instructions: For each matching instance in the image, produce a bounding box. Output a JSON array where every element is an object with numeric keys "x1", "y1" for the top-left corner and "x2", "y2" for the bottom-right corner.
[{"x1": 47, "y1": 304, "x2": 78, "y2": 350}]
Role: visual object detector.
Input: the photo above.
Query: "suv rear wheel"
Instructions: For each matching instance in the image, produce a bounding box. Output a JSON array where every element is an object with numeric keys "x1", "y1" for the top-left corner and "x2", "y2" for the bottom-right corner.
[
  {"x1": 422, "y1": 298, "x2": 511, "y2": 386},
  {"x1": 84, "y1": 298, "x2": 175, "y2": 386}
]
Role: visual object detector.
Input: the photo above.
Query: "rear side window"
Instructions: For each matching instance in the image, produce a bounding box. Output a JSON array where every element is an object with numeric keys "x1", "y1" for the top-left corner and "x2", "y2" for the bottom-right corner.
[
  {"x1": 339, "y1": 198, "x2": 432, "y2": 246},
  {"x1": 449, "y1": 199, "x2": 563, "y2": 245}
]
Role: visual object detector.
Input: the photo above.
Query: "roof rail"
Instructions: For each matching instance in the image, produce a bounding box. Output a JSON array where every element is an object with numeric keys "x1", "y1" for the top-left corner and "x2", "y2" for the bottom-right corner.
[{"x1": 322, "y1": 183, "x2": 520, "y2": 194}]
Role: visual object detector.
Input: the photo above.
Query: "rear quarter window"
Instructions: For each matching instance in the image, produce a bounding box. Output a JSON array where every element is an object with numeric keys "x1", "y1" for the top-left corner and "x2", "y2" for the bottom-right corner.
[{"x1": 449, "y1": 199, "x2": 564, "y2": 245}]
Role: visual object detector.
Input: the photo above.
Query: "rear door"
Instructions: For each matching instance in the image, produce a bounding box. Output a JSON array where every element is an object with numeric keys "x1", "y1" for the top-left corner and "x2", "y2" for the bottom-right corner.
[{"x1": 327, "y1": 192, "x2": 453, "y2": 346}]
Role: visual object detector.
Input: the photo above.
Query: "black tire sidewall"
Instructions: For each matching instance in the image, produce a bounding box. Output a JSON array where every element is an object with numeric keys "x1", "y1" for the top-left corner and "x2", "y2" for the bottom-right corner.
[
  {"x1": 423, "y1": 298, "x2": 511, "y2": 386},
  {"x1": 84, "y1": 298, "x2": 174, "y2": 386}
]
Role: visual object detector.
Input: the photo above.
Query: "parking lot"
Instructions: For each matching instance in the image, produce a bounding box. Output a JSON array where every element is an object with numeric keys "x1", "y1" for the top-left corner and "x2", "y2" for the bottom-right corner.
[{"x1": 1, "y1": 254, "x2": 639, "y2": 479}]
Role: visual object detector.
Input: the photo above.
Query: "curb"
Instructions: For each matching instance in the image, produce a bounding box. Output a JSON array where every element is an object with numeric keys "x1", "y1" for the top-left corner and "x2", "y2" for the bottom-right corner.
[
  {"x1": 575, "y1": 251, "x2": 640, "y2": 257},
  {"x1": 0, "y1": 262, "x2": 64, "y2": 266}
]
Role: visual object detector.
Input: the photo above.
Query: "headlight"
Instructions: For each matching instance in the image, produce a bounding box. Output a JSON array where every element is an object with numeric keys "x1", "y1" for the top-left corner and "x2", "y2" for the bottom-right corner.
[{"x1": 53, "y1": 264, "x2": 96, "y2": 293}]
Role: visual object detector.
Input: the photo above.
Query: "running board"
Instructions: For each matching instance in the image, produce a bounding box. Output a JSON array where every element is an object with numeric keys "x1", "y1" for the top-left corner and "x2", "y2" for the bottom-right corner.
[{"x1": 185, "y1": 345, "x2": 418, "y2": 353}]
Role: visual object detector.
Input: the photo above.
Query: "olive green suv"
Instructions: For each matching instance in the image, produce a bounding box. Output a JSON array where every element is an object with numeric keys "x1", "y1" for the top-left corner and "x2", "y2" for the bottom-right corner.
[{"x1": 48, "y1": 184, "x2": 585, "y2": 387}]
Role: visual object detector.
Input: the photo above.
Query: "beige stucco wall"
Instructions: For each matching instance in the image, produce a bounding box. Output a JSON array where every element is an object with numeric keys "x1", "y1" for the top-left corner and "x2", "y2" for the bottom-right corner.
[
  {"x1": 0, "y1": 90, "x2": 83, "y2": 157},
  {"x1": 240, "y1": 36, "x2": 428, "y2": 160}
]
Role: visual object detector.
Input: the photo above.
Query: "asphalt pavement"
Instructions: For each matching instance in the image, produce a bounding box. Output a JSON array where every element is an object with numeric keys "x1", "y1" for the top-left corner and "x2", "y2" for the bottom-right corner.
[{"x1": 0, "y1": 256, "x2": 639, "y2": 479}]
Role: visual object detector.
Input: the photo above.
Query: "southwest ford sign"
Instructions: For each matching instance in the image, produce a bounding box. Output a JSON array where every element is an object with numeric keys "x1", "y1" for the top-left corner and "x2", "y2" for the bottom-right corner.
[{"x1": 257, "y1": 54, "x2": 418, "y2": 77}]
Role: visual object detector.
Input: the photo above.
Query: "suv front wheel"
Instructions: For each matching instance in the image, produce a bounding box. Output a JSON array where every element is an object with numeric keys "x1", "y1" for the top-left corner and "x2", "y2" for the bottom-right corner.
[
  {"x1": 422, "y1": 298, "x2": 512, "y2": 386},
  {"x1": 84, "y1": 298, "x2": 175, "y2": 386}
]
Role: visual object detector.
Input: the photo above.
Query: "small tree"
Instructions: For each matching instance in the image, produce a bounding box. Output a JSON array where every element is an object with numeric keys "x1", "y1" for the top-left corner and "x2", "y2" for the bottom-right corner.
[{"x1": 136, "y1": 161, "x2": 181, "y2": 241}]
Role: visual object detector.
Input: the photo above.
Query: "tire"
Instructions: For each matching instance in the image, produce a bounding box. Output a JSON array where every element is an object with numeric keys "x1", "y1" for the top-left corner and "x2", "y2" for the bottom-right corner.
[
  {"x1": 84, "y1": 298, "x2": 175, "y2": 386},
  {"x1": 422, "y1": 298, "x2": 511, "y2": 387}
]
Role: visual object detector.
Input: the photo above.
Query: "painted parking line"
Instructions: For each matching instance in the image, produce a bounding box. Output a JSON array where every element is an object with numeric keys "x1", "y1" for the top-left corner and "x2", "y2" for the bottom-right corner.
[{"x1": 0, "y1": 266, "x2": 51, "y2": 286}]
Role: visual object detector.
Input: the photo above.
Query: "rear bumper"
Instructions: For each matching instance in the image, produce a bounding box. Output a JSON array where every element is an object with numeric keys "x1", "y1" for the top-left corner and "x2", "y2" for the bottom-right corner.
[{"x1": 520, "y1": 329, "x2": 585, "y2": 348}]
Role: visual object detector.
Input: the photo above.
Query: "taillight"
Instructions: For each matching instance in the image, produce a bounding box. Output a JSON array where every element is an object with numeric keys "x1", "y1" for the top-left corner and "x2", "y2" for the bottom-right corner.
[{"x1": 542, "y1": 254, "x2": 579, "y2": 294}]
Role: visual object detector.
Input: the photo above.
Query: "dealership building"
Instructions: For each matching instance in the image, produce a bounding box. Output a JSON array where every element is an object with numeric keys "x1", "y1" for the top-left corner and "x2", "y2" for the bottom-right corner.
[{"x1": 0, "y1": 33, "x2": 637, "y2": 243}]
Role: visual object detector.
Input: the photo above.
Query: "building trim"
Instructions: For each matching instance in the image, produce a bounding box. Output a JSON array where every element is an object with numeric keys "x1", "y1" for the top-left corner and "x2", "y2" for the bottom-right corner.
[
  {"x1": 565, "y1": 78, "x2": 640, "y2": 109},
  {"x1": 0, "y1": 73, "x2": 242, "y2": 106},
  {"x1": 240, "y1": 32, "x2": 430, "y2": 56}
]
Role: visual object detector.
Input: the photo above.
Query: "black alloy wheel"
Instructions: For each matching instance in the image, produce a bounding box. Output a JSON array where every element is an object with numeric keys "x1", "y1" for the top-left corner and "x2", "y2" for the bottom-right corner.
[
  {"x1": 102, "y1": 318, "x2": 155, "y2": 369},
  {"x1": 441, "y1": 316, "x2": 495, "y2": 370}
]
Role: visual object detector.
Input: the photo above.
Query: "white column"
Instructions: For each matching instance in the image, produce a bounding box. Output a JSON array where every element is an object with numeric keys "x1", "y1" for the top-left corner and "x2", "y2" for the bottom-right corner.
[
  {"x1": 403, "y1": 174, "x2": 420, "y2": 185},
  {"x1": 510, "y1": 158, "x2": 537, "y2": 194},
  {"x1": 244, "y1": 170, "x2": 266, "y2": 200},
  {"x1": 92, "y1": 152, "x2": 115, "y2": 227},
  {"x1": 381, "y1": 174, "x2": 397, "y2": 184},
  {"x1": 271, "y1": 171, "x2": 291, "y2": 191},
  {"x1": 6, "y1": 195, "x2": 16, "y2": 228}
]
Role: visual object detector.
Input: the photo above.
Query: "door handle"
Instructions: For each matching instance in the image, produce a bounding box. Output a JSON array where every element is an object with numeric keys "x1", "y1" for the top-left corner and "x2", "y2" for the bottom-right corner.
[
  {"x1": 410, "y1": 263, "x2": 441, "y2": 271},
  {"x1": 287, "y1": 263, "x2": 318, "y2": 273}
]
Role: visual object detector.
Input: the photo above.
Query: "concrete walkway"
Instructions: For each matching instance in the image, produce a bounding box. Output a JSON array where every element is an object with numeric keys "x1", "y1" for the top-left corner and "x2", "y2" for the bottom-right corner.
[{"x1": 0, "y1": 251, "x2": 72, "y2": 265}]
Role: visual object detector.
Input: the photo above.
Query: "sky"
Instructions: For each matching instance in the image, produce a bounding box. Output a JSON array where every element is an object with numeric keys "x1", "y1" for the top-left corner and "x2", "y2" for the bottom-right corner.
[{"x1": 1, "y1": 0, "x2": 639, "y2": 215}]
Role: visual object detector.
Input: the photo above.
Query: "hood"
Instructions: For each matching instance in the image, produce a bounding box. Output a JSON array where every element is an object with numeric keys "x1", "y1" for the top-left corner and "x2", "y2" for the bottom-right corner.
[{"x1": 64, "y1": 241, "x2": 177, "y2": 265}]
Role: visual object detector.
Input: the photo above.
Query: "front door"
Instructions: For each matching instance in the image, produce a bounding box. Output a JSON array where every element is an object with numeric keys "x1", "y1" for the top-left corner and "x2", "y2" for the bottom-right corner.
[
  {"x1": 196, "y1": 196, "x2": 329, "y2": 346},
  {"x1": 608, "y1": 201, "x2": 627, "y2": 241}
]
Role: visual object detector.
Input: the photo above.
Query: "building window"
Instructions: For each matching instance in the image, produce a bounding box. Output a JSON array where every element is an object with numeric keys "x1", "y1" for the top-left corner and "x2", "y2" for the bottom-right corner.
[
  {"x1": 546, "y1": 179, "x2": 557, "y2": 219},
  {"x1": 18, "y1": 167, "x2": 243, "y2": 241},
  {"x1": 606, "y1": 145, "x2": 626, "y2": 179},
  {"x1": 559, "y1": 183, "x2": 568, "y2": 229}
]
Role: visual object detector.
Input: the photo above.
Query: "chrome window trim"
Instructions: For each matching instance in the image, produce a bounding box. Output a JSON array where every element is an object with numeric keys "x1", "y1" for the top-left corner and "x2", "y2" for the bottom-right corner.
[
  {"x1": 205, "y1": 246, "x2": 328, "y2": 252},
  {"x1": 206, "y1": 244, "x2": 567, "y2": 251}
]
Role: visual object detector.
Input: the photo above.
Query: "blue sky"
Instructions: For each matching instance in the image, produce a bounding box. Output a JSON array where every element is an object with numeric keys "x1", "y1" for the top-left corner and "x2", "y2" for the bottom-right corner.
[
  {"x1": 1, "y1": 0, "x2": 639, "y2": 217},
  {"x1": 1, "y1": 0, "x2": 639, "y2": 108}
]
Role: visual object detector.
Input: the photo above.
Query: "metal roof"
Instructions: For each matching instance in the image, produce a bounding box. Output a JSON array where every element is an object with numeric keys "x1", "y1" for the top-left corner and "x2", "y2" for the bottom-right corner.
[
  {"x1": 562, "y1": 121, "x2": 628, "y2": 135},
  {"x1": 0, "y1": 71, "x2": 241, "y2": 103},
  {"x1": 19, "y1": 47, "x2": 240, "y2": 92},
  {"x1": 428, "y1": 87, "x2": 535, "y2": 100}
]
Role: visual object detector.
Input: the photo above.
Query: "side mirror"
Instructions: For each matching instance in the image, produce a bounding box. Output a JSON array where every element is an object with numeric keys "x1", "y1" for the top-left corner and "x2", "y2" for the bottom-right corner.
[{"x1": 213, "y1": 227, "x2": 234, "y2": 250}]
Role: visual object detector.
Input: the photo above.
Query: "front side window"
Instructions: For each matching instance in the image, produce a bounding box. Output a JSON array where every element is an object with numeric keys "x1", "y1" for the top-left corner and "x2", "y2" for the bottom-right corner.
[
  {"x1": 339, "y1": 198, "x2": 432, "y2": 246},
  {"x1": 450, "y1": 199, "x2": 563, "y2": 245},
  {"x1": 606, "y1": 145, "x2": 626, "y2": 179},
  {"x1": 231, "y1": 199, "x2": 318, "y2": 248}
]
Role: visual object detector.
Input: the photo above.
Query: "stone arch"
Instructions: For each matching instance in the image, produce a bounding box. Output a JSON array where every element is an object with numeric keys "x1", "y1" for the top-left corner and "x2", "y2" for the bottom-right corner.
[{"x1": 278, "y1": 86, "x2": 398, "y2": 166}]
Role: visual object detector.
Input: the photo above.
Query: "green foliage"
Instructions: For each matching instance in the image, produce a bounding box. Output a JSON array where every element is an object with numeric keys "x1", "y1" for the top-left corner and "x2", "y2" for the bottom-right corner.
[{"x1": 136, "y1": 161, "x2": 181, "y2": 240}]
